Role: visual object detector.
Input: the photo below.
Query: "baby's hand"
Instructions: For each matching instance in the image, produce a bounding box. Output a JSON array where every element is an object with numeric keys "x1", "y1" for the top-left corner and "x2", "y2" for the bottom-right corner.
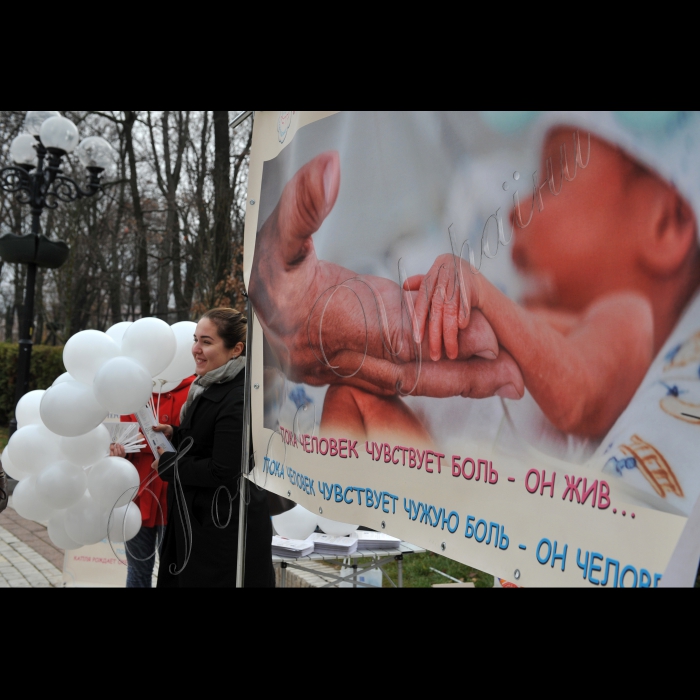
[{"x1": 404, "y1": 253, "x2": 478, "y2": 361}]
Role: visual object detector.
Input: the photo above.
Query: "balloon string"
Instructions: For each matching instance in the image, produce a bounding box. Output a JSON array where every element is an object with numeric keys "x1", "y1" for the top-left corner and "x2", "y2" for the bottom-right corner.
[
  {"x1": 106, "y1": 436, "x2": 194, "y2": 576},
  {"x1": 105, "y1": 487, "x2": 165, "y2": 567},
  {"x1": 166, "y1": 436, "x2": 195, "y2": 576},
  {"x1": 156, "y1": 381, "x2": 165, "y2": 421}
]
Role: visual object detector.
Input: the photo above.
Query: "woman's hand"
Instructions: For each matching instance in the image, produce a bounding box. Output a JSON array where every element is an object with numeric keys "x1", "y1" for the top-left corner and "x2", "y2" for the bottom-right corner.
[
  {"x1": 150, "y1": 425, "x2": 172, "y2": 472},
  {"x1": 109, "y1": 443, "x2": 127, "y2": 458},
  {"x1": 151, "y1": 446, "x2": 165, "y2": 471},
  {"x1": 152, "y1": 424, "x2": 173, "y2": 440}
]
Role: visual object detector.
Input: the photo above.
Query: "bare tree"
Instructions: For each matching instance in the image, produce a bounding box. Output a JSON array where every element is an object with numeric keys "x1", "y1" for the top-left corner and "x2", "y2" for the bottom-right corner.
[{"x1": 0, "y1": 110, "x2": 252, "y2": 342}]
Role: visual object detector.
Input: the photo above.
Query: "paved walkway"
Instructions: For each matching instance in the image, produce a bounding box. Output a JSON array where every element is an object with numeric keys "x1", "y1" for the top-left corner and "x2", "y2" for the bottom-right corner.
[
  {"x1": 1, "y1": 503, "x2": 338, "y2": 588},
  {"x1": 1, "y1": 503, "x2": 339, "y2": 588},
  {"x1": 0, "y1": 504, "x2": 64, "y2": 587},
  {"x1": 0, "y1": 503, "x2": 369, "y2": 589}
]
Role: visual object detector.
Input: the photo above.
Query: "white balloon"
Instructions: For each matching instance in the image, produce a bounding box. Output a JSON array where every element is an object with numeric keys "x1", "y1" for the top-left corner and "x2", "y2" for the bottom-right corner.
[
  {"x1": 108, "y1": 502, "x2": 142, "y2": 543},
  {"x1": 105, "y1": 321, "x2": 132, "y2": 347},
  {"x1": 12, "y1": 477, "x2": 55, "y2": 522},
  {"x1": 15, "y1": 390, "x2": 45, "y2": 428},
  {"x1": 36, "y1": 460, "x2": 87, "y2": 509},
  {"x1": 53, "y1": 372, "x2": 75, "y2": 386},
  {"x1": 93, "y1": 357, "x2": 153, "y2": 414},
  {"x1": 121, "y1": 317, "x2": 177, "y2": 377},
  {"x1": 59, "y1": 424, "x2": 111, "y2": 467},
  {"x1": 5, "y1": 424, "x2": 62, "y2": 475},
  {"x1": 63, "y1": 330, "x2": 120, "y2": 385},
  {"x1": 64, "y1": 493, "x2": 108, "y2": 545},
  {"x1": 87, "y1": 456, "x2": 139, "y2": 509},
  {"x1": 40, "y1": 380, "x2": 109, "y2": 437},
  {"x1": 156, "y1": 321, "x2": 196, "y2": 384},
  {"x1": 272, "y1": 505, "x2": 318, "y2": 540},
  {"x1": 47, "y1": 510, "x2": 83, "y2": 550},
  {"x1": 317, "y1": 515, "x2": 359, "y2": 537},
  {"x1": 1, "y1": 449, "x2": 28, "y2": 481}
]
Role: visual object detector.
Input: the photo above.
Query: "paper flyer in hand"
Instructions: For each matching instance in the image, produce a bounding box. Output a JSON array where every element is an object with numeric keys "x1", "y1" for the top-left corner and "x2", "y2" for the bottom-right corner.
[{"x1": 134, "y1": 406, "x2": 175, "y2": 457}]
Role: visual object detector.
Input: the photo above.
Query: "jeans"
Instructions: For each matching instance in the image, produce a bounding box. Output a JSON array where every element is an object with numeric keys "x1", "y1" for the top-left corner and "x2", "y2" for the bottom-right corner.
[{"x1": 125, "y1": 525, "x2": 165, "y2": 588}]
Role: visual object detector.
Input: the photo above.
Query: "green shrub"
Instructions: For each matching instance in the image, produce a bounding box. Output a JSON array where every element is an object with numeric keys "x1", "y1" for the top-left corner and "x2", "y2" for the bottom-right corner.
[{"x1": 0, "y1": 343, "x2": 65, "y2": 425}]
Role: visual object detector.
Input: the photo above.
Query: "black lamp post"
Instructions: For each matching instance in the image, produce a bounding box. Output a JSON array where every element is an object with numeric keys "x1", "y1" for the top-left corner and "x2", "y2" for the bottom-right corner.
[{"x1": 0, "y1": 111, "x2": 114, "y2": 437}]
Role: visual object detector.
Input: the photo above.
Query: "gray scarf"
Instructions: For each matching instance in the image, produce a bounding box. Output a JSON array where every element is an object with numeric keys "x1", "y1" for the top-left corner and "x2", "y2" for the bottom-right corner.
[{"x1": 180, "y1": 356, "x2": 246, "y2": 423}]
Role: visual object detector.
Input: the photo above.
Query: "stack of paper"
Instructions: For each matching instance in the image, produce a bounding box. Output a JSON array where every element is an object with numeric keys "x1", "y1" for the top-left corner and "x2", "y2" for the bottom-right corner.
[
  {"x1": 309, "y1": 533, "x2": 358, "y2": 556},
  {"x1": 271, "y1": 536, "x2": 314, "y2": 558},
  {"x1": 356, "y1": 531, "x2": 402, "y2": 550}
]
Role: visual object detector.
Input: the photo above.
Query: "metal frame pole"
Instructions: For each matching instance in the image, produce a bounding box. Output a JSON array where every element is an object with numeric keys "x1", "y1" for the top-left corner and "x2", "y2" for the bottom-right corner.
[
  {"x1": 233, "y1": 109, "x2": 255, "y2": 588},
  {"x1": 229, "y1": 111, "x2": 253, "y2": 129},
  {"x1": 280, "y1": 561, "x2": 287, "y2": 587},
  {"x1": 235, "y1": 296, "x2": 254, "y2": 587}
]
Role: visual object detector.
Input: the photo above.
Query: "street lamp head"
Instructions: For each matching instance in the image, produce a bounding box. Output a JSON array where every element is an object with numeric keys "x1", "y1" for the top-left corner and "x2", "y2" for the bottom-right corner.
[
  {"x1": 10, "y1": 134, "x2": 38, "y2": 168},
  {"x1": 40, "y1": 116, "x2": 79, "y2": 155},
  {"x1": 24, "y1": 111, "x2": 61, "y2": 138},
  {"x1": 75, "y1": 136, "x2": 115, "y2": 174}
]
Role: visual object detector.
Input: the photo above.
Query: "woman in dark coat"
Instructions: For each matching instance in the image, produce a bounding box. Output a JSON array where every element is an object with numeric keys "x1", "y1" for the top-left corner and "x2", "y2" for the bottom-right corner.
[{"x1": 152, "y1": 308, "x2": 274, "y2": 588}]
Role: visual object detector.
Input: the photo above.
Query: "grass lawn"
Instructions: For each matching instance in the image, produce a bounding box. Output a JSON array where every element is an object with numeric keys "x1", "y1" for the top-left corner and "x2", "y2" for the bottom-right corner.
[
  {"x1": 325, "y1": 550, "x2": 494, "y2": 588},
  {"x1": 380, "y1": 550, "x2": 494, "y2": 588},
  {"x1": 0, "y1": 425, "x2": 8, "y2": 452}
]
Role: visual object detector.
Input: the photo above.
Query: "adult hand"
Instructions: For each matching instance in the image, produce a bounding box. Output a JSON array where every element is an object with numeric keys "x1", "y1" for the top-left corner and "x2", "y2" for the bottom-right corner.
[
  {"x1": 109, "y1": 443, "x2": 126, "y2": 458},
  {"x1": 249, "y1": 151, "x2": 524, "y2": 399},
  {"x1": 151, "y1": 446, "x2": 164, "y2": 471},
  {"x1": 152, "y1": 424, "x2": 173, "y2": 440}
]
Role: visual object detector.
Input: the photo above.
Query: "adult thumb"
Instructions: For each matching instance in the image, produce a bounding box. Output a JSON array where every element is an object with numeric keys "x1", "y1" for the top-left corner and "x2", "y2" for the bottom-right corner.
[{"x1": 277, "y1": 150, "x2": 340, "y2": 265}]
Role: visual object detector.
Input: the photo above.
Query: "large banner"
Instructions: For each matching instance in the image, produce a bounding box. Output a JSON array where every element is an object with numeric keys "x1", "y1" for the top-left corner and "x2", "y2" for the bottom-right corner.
[{"x1": 244, "y1": 111, "x2": 700, "y2": 587}]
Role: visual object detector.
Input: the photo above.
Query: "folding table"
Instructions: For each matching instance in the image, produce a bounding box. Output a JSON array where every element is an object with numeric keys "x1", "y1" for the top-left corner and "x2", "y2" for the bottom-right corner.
[{"x1": 272, "y1": 541, "x2": 425, "y2": 588}]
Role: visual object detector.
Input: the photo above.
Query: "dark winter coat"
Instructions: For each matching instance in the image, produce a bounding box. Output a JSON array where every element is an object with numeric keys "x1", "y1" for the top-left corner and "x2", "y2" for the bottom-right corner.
[
  {"x1": 156, "y1": 371, "x2": 274, "y2": 588},
  {"x1": 0, "y1": 464, "x2": 8, "y2": 514}
]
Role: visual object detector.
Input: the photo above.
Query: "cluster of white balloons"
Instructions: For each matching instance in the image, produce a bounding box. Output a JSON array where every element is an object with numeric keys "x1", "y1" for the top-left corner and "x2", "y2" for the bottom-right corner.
[
  {"x1": 272, "y1": 504, "x2": 358, "y2": 540},
  {"x1": 1, "y1": 317, "x2": 196, "y2": 551}
]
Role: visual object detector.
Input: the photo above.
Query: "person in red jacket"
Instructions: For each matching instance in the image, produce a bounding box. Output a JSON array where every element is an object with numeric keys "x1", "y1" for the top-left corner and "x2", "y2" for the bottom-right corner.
[{"x1": 111, "y1": 375, "x2": 195, "y2": 587}]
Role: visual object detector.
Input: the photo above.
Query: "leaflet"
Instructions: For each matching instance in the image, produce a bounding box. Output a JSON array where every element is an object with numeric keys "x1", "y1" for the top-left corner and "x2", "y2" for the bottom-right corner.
[
  {"x1": 134, "y1": 406, "x2": 175, "y2": 457},
  {"x1": 271, "y1": 536, "x2": 314, "y2": 558}
]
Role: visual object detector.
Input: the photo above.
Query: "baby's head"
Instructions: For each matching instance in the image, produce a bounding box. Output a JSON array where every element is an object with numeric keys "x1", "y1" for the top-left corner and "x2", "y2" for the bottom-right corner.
[{"x1": 511, "y1": 126, "x2": 699, "y2": 312}]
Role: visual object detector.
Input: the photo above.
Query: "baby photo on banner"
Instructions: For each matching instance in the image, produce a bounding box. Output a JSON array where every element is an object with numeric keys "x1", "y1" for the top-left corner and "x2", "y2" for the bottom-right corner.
[{"x1": 244, "y1": 111, "x2": 700, "y2": 587}]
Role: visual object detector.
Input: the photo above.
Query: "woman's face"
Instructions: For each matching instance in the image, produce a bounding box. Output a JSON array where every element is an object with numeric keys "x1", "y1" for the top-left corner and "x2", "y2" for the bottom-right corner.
[{"x1": 192, "y1": 318, "x2": 240, "y2": 376}]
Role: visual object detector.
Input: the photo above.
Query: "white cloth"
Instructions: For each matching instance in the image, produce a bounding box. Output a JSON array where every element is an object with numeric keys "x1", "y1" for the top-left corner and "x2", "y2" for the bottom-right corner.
[{"x1": 588, "y1": 291, "x2": 700, "y2": 516}]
